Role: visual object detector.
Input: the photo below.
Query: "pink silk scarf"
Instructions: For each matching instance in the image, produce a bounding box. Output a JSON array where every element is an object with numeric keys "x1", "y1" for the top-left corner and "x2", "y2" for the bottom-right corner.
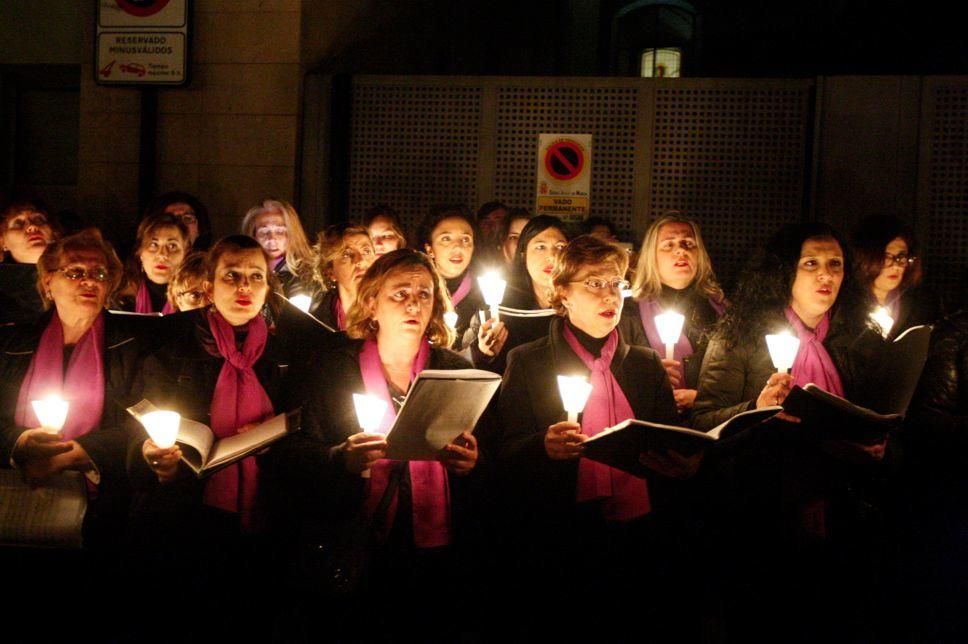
[
  {"x1": 16, "y1": 311, "x2": 105, "y2": 442},
  {"x1": 358, "y1": 338, "x2": 451, "y2": 548},
  {"x1": 135, "y1": 280, "x2": 175, "y2": 315},
  {"x1": 449, "y1": 272, "x2": 473, "y2": 308},
  {"x1": 784, "y1": 307, "x2": 845, "y2": 396},
  {"x1": 333, "y1": 295, "x2": 347, "y2": 331},
  {"x1": 563, "y1": 325, "x2": 651, "y2": 522},
  {"x1": 203, "y1": 310, "x2": 274, "y2": 531}
]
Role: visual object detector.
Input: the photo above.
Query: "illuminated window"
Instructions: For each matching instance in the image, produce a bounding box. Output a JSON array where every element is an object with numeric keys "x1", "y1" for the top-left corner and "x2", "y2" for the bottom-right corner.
[{"x1": 641, "y1": 48, "x2": 682, "y2": 77}]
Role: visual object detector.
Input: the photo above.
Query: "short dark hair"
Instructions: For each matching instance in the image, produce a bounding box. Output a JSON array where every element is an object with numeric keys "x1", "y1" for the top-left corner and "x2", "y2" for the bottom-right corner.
[{"x1": 851, "y1": 214, "x2": 922, "y2": 293}]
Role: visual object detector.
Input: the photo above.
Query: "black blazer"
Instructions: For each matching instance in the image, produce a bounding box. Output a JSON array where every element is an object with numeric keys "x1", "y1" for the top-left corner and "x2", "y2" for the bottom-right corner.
[
  {"x1": 497, "y1": 316, "x2": 679, "y2": 524},
  {"x1": 0, "y1": 262, "x2": 44, "y2": 326},
  {"x1": 271, "y1": 336, "x2": 490, "y2": 543}
]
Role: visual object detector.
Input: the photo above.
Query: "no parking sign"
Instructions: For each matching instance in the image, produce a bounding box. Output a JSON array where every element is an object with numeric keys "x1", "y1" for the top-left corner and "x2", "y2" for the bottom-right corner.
[{"x1": 536, "y1": 134, "x2": 592, "y2": 224}]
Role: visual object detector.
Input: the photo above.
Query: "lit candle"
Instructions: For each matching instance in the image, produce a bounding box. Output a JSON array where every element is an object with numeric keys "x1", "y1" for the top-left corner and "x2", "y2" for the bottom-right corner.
[
  {"x1": 289, "y1": 294, "x2": 312, "y2": 312},
  {"x1": 443, "y1": 311, "x2": 459, "y2": 330},
  {"x1": 655, "y1": 311, "x2": 686, "y2": 361},
  {"x1": 477, "y1": 272, "x2": 507, "y2": 322},
  {"x1": 765, "y1": 331, "x2": 800, "y2": 374},
  {"x1": 31, "y1": 395, "x2": 69, "y2": 434},
  {"x1": 870, "y1": 306, "x2": 895, "y2": 339},
  {"x1": 557, "y1": 375, "x2": 593, "y2": 424},
  {"x1": 141, "y1": 410, "x2": 181, "y2": 449},
  {"x1": 352, "y1": 393, "x2": 388, "y2": 479}
]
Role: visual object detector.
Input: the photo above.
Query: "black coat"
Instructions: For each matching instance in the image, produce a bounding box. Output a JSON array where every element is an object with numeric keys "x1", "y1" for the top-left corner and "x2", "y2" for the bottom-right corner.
[
  {"x1": 0, "y1": 310, "x2": 172, "y2": 537},
  {"x1": 497, "y1": 316, "x2": 679, "y2": 525},
  {"x1": 0, "y1": 263, "x2": 44, "y2": 326}
]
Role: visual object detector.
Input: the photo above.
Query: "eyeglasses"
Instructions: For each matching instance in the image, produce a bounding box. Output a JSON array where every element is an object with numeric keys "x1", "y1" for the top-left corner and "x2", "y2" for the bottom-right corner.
[
  {"x1": 883, "y1": 252, "x2": 916, "y2": 267},
  {"x1": 571, "y1": 277, "x2": 630, "y2": 292},
  {"x1": 6, "y1": 213, "x2": 49, "y2": 230},
  {"x1": 176, "y1": 289, "x2": 206, "y2": 305},
  {"x1": 176, "y1": 212, "x2": 197, "y2": 225},
  {"x1": 55, "y1": 266, "x2": 109, "y2": 282}
]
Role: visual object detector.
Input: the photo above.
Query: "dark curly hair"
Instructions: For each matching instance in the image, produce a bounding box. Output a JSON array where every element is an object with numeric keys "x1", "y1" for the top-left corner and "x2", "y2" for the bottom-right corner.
[{"x1": 718, "y1": 222, "x2": 866, "y2": 349}]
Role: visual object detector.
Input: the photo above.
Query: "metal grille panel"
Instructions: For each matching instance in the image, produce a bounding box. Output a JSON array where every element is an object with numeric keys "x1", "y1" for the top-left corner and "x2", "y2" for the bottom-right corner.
[
  {"x1": 649, "y1": 84, "x2": 811, "y2": 285},
  {"x1": 348, "y1": 83, "x2": 483, "y2": 233},
  {"x1": 494, "y1": 85, "x2": 639, "y2": 234},
  {"x1": 923, "y1": 81, "x2": 968, "y2": 306}
]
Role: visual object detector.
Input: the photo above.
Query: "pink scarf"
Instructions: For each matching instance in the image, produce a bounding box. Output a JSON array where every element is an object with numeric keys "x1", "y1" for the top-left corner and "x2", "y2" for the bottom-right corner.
[
  {"x1": 784, "y1": 307, "x2": 845, "y2": 396},
  {"x1": 638, "y1": 296, "x2": 725, "y2": 384},
  {"x1": 358, "y1": 338, "x2": 451, "y2": 548},
  {"x1": 15, "y1": 312, "x2": 105, "y2": 441},
  {"x1": 203, "y1": 310, "x2": 274, "y2": 531},
  {"x1": 449, "y1": 273, "x2": 473, "y2": 308},
  {"x1": 135, "y1": 280, "x2": 175, "y2": 315},
  {"x1": 333, "y1": 295, "x2": 347, "y2": 331},
  {"x1": 563, "y1": 325, "x2": 651, "y2": 522}
]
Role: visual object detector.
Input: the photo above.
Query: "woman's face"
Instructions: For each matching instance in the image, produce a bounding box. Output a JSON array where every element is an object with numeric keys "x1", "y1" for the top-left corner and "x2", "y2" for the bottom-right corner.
[
  {"x1": 426, "y1": 217, "x2": 474, "y2": 280},
  {"x1": 525, "y1": 227, "x2": 568, "y2": 291},
  {"x1": 789, "y1": 237, "x2": 845, "y2": 325},
  {"x1": 873, "y1": 237, "x2": 909, "y2": 297},
  {"x1": 139, "y1": 225, "x2": 187, "y2": 285},
  {"x1": 172, "y1": 278, "x2": 211, "y2": 312},
  {"x1": 558, "y1": 261, "x2": 626, "y2": 338},
  {"x1": 369, "y1": 216, "x2": 403, "y2": 257},
  {"x1": 369, "y1": 265, "x2": 435, "y2": 341},
  {"x1": 655, "y1": 222, "x2": 698, "y2": 289},
  {"x1": 2, "y1": 209, "x2": 54, "y2": 264},
  {"x1": 163, "y1": 202, "x2": 199, "y2": 244},
  {"x1": 253, "y1": 211, "x2": 288, "y2": 260},
  {"x1": 330, "y1": 233, "x2": 376, "y2": 295},
  {"x1": 209, "y1": 247, "x2": 269, "y2": 326},
  {"x1": 502, "y1": 217, "x2": 529, "y2": 265},
  {"x1": 45, "y1": 249, "x2": 110, "y2": 321}
]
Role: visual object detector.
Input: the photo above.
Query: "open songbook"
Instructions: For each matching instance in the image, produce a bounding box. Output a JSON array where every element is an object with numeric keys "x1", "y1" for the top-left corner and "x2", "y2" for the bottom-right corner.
[
  {"x1": 781, "y1": 384, "x2": 902, "y2": 443},
  {"x1": 0, "y1": 469, "x2": 87, "y2": 549},
  {"x1": 383, "y1": 369, "x2": 501, "y2": 461},
  {"x1": 127, "y1": 399, "x2": 300, "y2": 477},
  {"x1": 581, "y1": 406, "x2": 783, "y2": 475}
]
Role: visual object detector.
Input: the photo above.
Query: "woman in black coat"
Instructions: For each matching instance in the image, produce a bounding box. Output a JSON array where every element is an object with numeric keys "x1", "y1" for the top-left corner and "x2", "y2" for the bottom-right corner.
[
  {"x1": 272, "y1": 249, "x2": 484, "y2": 639},
  {"x1": 625, "y1": 212, "x2": 727, "y2": 416},
  {"x1": 128, "y1": 235, "x2": 307, "y2": 641},
  {"x1": 498, "y1": 235, "x2": 694, "y2": 638},
  {"x1": 692, "y1": 222, "x2": 894, "y2": 641}
]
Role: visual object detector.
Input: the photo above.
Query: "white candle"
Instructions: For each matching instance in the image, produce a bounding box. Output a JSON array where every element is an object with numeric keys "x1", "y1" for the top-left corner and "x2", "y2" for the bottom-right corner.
[
  {"x1": 655, "y1": 311, "x2": 685, "y2": 361},
  {"x1": 557, "y1": 375, "x2": 593, "y2": 424},
  {"x1": 870, "y1": 306, "x2": 895, "y2": 339},
  {"x1": 141, "y1": 410, "x2": 181, "y2": 449},
  {"x1": 289, "y1": 294, "x2": 312, "y2": 313},
  {"x1": 31, "y1": 396, "x2": 69, "y2": 434},
  {"x1": 766, "y1": 332, "x2": 800, "y2": 374},
  {"x1": 352, "y1": 393, "x2": 389, "y2": 479},
  {"x1": 443, "y1": 311, "x2": 459, "y2": 330},
  {"x1": 477, "y1": 272, "x2": 507, "y2": 322}
]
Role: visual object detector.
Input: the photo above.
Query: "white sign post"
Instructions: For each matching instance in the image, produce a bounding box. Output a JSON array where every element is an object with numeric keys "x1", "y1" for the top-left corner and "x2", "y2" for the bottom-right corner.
[
  {"x1": 535, "y1": 133, "x2": 592, "y2": 225},
  {"x1": 96, "y1": 0, "x2": 189, "y2": 86}
]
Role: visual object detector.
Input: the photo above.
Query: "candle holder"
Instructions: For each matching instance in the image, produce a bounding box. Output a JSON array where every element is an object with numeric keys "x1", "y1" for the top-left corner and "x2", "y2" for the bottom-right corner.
[
  {"x1": 870, "y1": 306, "x2": 895, "y2": 339},
  {"x1": 289, "y1": 294, "x2": 312, "y2": 313},
  {"x1": 443, "y1": 311, "x2": 459, "y2": 330},
  {"x1": 557, "y1": 375, "x2": 593, "y2": 424},
  {"x1": 655, "y1": 311, "x2": 686, "y2": 361},
  {"x1": 477, "y1": 272, "x2": 507, "y2": 322},
  {"x1": 31, "y1": 395, "x2": 69, "y2": 434},
  {"x1": 352, "y1": 393, "x2": 389, "y2": 479},
  {"x1": 141, "y1": 410, "x2": 181, "y2": 449}
]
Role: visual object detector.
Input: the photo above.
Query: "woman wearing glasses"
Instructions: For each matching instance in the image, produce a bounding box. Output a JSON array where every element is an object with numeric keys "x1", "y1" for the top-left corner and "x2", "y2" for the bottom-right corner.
[
  {"x1": 626, "y1": 213, "x2": 727, "y2": 416},
  {"x1": 497, "y1": 235, "x2": 693, "y2": 637},
  {"x1": 851, "y1": 214, "x2": 943, "y2": 340},
  {"x1": 0, "y1": 197, "x2": 59, "y2": 324},
  {"x1": 418, "y1": 205, "x2": 484, "y2": 350},
  {"x1": 314, "y1": 223, "x2": 377, "y2": 331}
]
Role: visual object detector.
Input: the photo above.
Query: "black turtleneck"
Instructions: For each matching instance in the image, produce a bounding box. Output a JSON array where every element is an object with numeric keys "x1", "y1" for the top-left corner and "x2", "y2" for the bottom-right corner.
[
  {"x1": 445, "y1": 272, "x2": 468, "y2": 297},
  {"x1": 565, "y1": 319, "x2": 608, "y2": 358},
  {"x1": 146, "y1": 279, "x2": 169, "y2": 312}
]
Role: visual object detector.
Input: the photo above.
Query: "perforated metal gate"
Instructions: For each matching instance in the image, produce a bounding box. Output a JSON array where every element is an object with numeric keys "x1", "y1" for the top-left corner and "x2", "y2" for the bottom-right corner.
[
  {"x1": 346, "y1": 76, "x2": 814, "y2": 283},
  {"x1": 920, "y1": 78, "x2": 968, "y2": 306}
]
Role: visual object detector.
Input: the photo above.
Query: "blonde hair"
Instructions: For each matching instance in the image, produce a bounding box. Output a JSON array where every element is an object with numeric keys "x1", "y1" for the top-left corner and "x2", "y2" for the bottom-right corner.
[
  {"x1": 631, "y1": 212, "x2": 724, "y2": 302},
  {"x1": 346, "y1": 249, "x2": 455, "y2": 347},
  {"x1": 313, "y1": 223, "x2": 372, "y2": 289},
  {"x1": 550, "y1": 235, "x2": 630, "y2": 316},
  {"x1": 241, "y1": 199, "x2": 316, "y2": 283}
]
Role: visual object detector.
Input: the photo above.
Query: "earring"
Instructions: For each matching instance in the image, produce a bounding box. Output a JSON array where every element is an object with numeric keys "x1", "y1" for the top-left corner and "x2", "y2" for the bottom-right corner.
[
  {"x1": 44, "y1": 290, "x2": 52, "y2": 300},
  {"x1": 368, "y1": 318, "x2": 378, "y2": 331}
]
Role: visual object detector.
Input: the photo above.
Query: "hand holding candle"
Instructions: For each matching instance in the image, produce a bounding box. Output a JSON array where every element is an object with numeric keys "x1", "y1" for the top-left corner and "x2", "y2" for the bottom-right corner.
[
  {"x1": 351, "y1": 394, "x2": 389, "y2": 477},
  {"x1": 478, "y1": 272, "x2": 507, "y2": 322},
  {"x1": 766, "y1": 331, "x2": 800, "y2": 374},
  {"x1": 655, "y1": 311, "x2": 685, "y2": 361},
  {"x1": 141, "y1": 411, "x2": 181, "y2": 449},
  {"x1": 31, "y1": 395, "x2": 69, "y2": 434}
]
